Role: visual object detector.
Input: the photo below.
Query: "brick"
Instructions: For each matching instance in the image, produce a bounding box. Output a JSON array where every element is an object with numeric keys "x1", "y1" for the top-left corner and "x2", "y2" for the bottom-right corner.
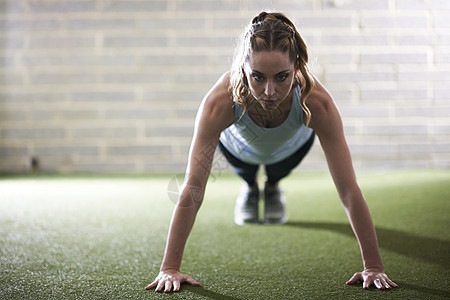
[
  {"x1": 0, "y1": 146, "x2": 28, "y2": 157},
  {"x1": 398, "y1": 143, "x2": 435, "y2": 153},
  {"x1": 325, "y1": 85, "x2": 355, "y2": 103},
  {"x1": 209, "y1": 55, "x2": 233, "y2": 68},
  {"x1": 434, "y1": 48, "x2": 450, "y2": 64},
  {"x1": 339, "y1": 106, "x2": 391, "y2": 119},
  {"x1": 102, "y1": 1, "x2": 167, "y2": 12},
  {"x1": 29, "y1": 37, "x2": 95, "y2": 48},
  {"x1": 0, "y1": 55, "x2": 15, "y2": 67},
  {"x1": 142, "y1": 90, "x2": 205, "y2": 103},
  {"x1": 361, "y1": 88, "x2": 427, "y2": 101},
  {"x1": 174, "y1": 72, "x2": 223, "y2": 85},
  {"x1": 362, "y1": 125, "x2": 429, "y2": 136},
  {"x1": 325, "y1": 69, "x2": 395, "y2": 82},
  {"x1": 435, "y1": 125, "x2": 450, "y2": 135},
  {"x1": 72, "y1": 127, "x2": 137, "y2": 139},
  {"x1": 68, "y1": 54, "x2": 135, "y2": 66},
  {"x1": 30, "y1": 73, "x2": 97, "y2": 85},
  {"x1": 349, "y1": 143, "x2": 393, "y2": 154},
  {"x1": 175, "y1": 35, "x2": 235, "y2": 48},
  {"x1": 259, "y1": 1, "x2": 314, "y2": 11},
  {"x1": 0, "y1": 19, "x2": 63, "y2": 31},
  {"x1": 322, "y1": 0, "x2": 389, "y2": 10},
  {"x1": 108, "y1": 145, "x2": 172, "y2": 156},
  {"x1": 144, "y1": 161, "x2": 187, "y2": 173},
  {"x1": 70, "y1": 162, "x2": 137, "y2": 174},
  {"x1": 360, "y1": 52, "x2": 428, "y2": 64},
  {"x1": 0, "y1": 109, "x2": 55, "y2": 122},
  {"x1": 176, "y1": 0, "x2": 240, "y2": 12},
  {"x1": 361, "y1": 13, "x2": 428, "y2": 29},
  {"x1": 19, "y1": 55, "x2": 65, "y2": 67},
  {"x1": 0, "y1": 1, "x2": 26, "y2": 13},
  {"x1": 0, "y1": 92, "x2": 65, "y2": 103},
  {"x1": 103, "y1": 72, "x2": 171, "y2": 84},
  {"x1": 0, "y1": 72, "x2": 25, "y2": 85},
  {"x1": 1, "y1": 128, "x2": 65, "y2": 139},
  {"x1": 141, "y1": 17, "x2": 207, "y2": 31},
  {"x1": 434, "y1": 87, "x2": 450, "y2": 101},
  {"x1": 398, "y1": 69, "x2": 450, "y2": 81},
  {"x1": 29, "y1": 1, "x2": 96, "y2": 12},
  {"x1": 174, "y1": 107, "x2": 198, "y2": 119},
  {"x1": 67, "y1": 19, "x2": 135, "y2": 30},
  {"x1": 34, "y1": 146, "x2": 99, "y2": 156},
  {"x1": 140, "y1": 54, "x2": 208, "y2": 66},
  {"x1": 396, "y1": 106, "x2": 450, "y2": 118},
  {"x1": 0, "y1": 37, "x2": 24, "y2": 49},
  {"x1": 70, "y1": 91, "x2": 136, "y2": 102},
  {"x1": 104, "y1": 36, "x2": 168, "y2": 48},
  {"x1": 59, "y1": 110, "x2": 100, "y2": 120},
  {"x1": 212, "y1": 17, "x2": 250, "y2": 31},
  {"x1": 0, "y1": 160, "x2": 29, "y2": 174},
  {"x1": 434, "y1": 13, "x2": 450, "y2": 28},
  {"x1": 294, "y1": 15, "x2": 354, "y2": 28},
  {"x1": 397, "y1": 0, "x2": 450, "y2": 10},
  {"x1": 394, "y1": 32, "x2": 435, "y2": 46},
  {"x1": 322, "y1": 33, "x2": 389, "y2": 46},
  {"x1": 146, "y1": 126, "x2": 194, "y2": 138},
  {"x1": 105, "y1": 109, "x2": 171, "y2": 120},
  {"x1": 360, "y1": 160, "x2": 430, "y2": 169},
  {"x1": 433, "y1": 143, "x2": 450, "y2": 152}
]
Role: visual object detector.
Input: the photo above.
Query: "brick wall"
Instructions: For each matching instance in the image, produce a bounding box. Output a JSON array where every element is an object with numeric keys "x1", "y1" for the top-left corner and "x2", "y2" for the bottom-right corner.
[{"x1": 0, "y1": 0, "x2": 449, "y2": 174}]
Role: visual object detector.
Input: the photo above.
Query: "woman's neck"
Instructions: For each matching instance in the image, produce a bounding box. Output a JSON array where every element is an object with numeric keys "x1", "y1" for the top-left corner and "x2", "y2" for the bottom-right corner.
[{"x1": 246, "y1": 91, "x2": 293, "y2": 128}]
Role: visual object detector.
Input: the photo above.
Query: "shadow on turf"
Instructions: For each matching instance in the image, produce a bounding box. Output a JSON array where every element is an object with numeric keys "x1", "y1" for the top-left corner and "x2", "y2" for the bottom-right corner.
[
  {"x1": 183, "y1": 285, "x2": 242, "y2": 300},
  {"x1": 285, "y1": 221, "x2": 450, "y2": 269},
  {"x1": 394, "y1": 281, "x2": 450, "y2": 298}
]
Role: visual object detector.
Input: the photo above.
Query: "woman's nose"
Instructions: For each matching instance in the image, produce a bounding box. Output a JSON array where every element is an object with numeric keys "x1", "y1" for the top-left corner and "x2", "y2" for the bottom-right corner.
[{"x1": 264, "y1": 81, "x2": 275, "y2": 97}]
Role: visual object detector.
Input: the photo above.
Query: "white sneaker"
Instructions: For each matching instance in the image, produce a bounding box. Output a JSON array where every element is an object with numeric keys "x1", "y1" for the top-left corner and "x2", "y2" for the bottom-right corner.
[
  {"x1": 264, "y1": 184, "x2": 287, "y2": 224},
  {"x1": 234, "y1": 184, "x2": 259, "y2": 225}
]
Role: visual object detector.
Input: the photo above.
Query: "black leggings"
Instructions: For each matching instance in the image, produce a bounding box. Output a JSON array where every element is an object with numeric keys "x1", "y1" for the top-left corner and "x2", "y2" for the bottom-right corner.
[{"x1": 218, "y1": 132, "x2": 315, "y2": 186}]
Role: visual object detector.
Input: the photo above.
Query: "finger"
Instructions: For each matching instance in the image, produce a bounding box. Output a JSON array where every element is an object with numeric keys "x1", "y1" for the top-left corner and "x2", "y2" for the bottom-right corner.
[
  {"x1": 173, "y1": 280, "x2": 181, "y2": 292},
  {"x1": 363, "y1": 278, "x2": 371, "y2": 289},
  {"x1": 155, "y1": 280, "x2": 165, "y2": 292},
  {"x1": 145, "y1": 280, "x2": 158, "y2": 290},
  {"x1": 164, "y1": 280, "x2": 173, "y2": 293},
  {"x1": 184, "y1": 275, "x2": 201, "y2": 286},
  {"x1": 373, "y1": 278, "x2": 384, "y2": 290},
  {"x1": 346, "y1": 272, "x2": 362, "y2": 285},
  {"x1": 380, "y1": 277, "x2": 391, "y2": 289},
  {"x1": 383, "y1": 275, "x2": 398, "y2": 288}
]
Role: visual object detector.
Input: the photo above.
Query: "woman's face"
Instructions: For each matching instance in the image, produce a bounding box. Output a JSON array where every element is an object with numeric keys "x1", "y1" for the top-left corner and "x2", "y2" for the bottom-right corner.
[{"x1": 244, "y1": 50, "x2": 297, "y2": 111}]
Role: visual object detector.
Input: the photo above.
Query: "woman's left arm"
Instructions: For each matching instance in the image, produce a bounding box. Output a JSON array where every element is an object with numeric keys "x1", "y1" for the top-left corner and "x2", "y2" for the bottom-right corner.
[{"x1": 308, "y1": 79, "x2": 397, "y2": 290}]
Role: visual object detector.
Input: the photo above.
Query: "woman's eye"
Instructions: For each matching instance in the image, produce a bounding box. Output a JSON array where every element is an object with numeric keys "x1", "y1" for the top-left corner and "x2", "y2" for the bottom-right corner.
[
  {"x1": 252, "y1": 74, "x2": 264, "y2": 82},
  {"x1": 276, "y1": 74, "x2": 289, "y2": 82}
]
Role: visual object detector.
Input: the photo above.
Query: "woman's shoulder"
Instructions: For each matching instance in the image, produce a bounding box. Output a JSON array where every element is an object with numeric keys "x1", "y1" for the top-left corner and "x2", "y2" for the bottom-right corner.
[
  {"x1": 197, "y1": 72, "x2": 235, "y2": 130},
  {"x1": 307, "y1": 78, "x2": 341, "y2": 131},
  {"x1": 202, "y1": 71, "x2": 234, "y2": 110},
  {"x1": 307, "y1": 79, "x2": 334, "y2": 115}
]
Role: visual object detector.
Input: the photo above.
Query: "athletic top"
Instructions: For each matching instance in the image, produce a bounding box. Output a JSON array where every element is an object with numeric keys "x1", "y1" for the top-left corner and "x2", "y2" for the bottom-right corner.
[{"x1": 219, "y1": 86, "x2": 314, "y2": 165}]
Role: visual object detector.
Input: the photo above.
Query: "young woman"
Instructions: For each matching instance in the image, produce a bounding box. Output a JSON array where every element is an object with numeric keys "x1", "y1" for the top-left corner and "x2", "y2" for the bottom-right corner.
[{"x1": 146, "y1": 12, "x2": 397, "y2": 293}]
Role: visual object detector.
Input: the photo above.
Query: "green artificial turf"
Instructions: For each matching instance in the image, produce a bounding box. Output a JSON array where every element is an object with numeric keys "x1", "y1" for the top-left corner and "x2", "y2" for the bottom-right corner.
[{"x1": 0, "y1": 170, "x2": 449, "y2": 299}]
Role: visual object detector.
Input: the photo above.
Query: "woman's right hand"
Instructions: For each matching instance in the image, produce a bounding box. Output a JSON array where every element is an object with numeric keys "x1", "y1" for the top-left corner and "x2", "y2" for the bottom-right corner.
[{"x1": 145, "y1": 269, "x2": 201, "y2": 293}]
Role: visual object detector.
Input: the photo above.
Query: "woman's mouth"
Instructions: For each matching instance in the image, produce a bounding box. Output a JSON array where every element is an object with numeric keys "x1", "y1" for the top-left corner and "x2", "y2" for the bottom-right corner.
[{"x1": 260, "y1": 99, "x2": 277, "y2": 105}]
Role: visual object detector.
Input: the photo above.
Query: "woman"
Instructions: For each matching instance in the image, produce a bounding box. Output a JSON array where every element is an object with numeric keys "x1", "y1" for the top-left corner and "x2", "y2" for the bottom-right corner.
[{"x1": 146, "y1": 12, "x2": 397, "y2": 293}]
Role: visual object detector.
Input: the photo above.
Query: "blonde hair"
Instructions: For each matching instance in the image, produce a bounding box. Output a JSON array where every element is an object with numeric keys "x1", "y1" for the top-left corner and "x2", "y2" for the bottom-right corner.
[{"x1": 230, "y1": 12, "x2": 315, "y2": 126}]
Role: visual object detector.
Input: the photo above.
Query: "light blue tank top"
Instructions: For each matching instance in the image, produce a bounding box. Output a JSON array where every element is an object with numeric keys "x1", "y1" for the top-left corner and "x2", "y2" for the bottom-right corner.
[{"x1": 219, "y1": 86, "x2": 314, "y2": 165}]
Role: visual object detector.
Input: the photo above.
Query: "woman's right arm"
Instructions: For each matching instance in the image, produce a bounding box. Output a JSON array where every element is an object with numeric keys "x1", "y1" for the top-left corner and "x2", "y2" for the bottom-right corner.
[{"x1": 145, "y1": 73, "x2": 234, "y2": 293}]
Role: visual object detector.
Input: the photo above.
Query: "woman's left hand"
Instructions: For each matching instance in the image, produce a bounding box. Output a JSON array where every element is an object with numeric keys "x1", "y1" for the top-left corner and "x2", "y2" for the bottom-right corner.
[{"x1": 346, "y1": 269, "x2": 398, "y2": 290}]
